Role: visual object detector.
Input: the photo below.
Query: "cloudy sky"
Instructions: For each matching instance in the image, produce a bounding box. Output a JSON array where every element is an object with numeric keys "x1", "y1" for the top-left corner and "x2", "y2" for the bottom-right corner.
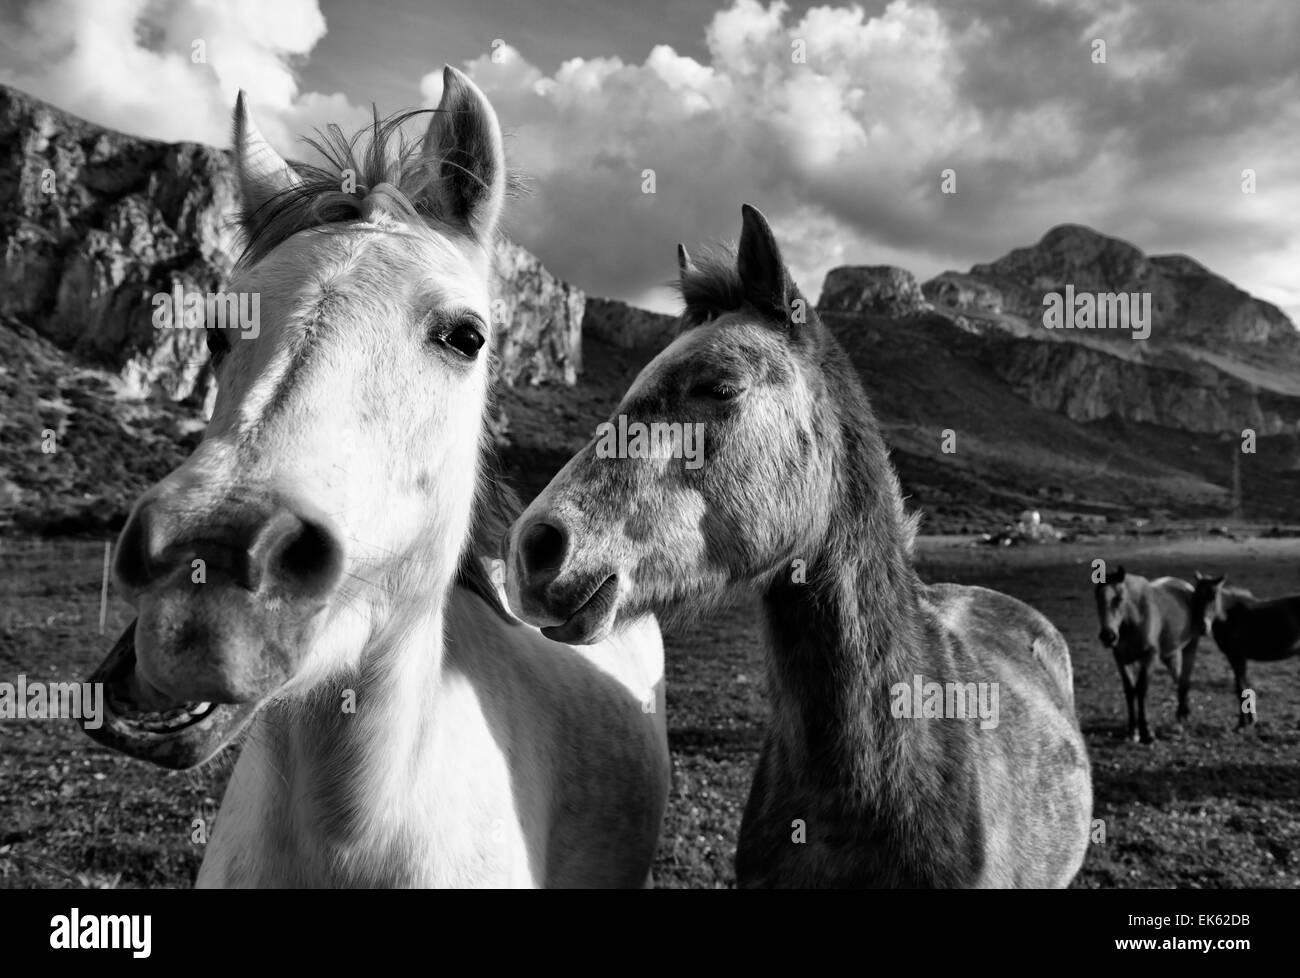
[{"x1": 1, "y1": 0, "x2": 1296, "y2": 320}]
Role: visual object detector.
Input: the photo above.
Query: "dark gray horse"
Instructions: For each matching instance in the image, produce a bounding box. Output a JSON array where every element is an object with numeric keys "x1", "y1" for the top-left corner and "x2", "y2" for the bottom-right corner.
[
  {"x1": 505, "y1": 204, "x2": 1094, "y2": 888},
  {"x1": 1191, "y1": 573, "x2": 1300, "y2": 727}
]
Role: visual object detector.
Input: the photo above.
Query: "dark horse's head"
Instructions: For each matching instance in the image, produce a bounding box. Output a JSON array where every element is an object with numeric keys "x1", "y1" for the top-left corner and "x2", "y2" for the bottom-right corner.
[
  {"x1": 1190, "y1": 571, "x2": 1227, "y2": 636},
  {"x1": 502, "y1": 204, "x2": 914, "y2": 644},
  {"x1": 1094, "y1": 565, "x2": 1131, "y2": 648}
]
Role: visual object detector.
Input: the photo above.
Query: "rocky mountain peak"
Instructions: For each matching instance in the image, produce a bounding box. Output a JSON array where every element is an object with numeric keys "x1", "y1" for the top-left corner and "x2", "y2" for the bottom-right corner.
[
  {"x1": 941, "y1": 222, "x2": 1297, "y2": 352},
  {"x1": 972, "y1": 223, "x2": 1148, "y2": 294}
]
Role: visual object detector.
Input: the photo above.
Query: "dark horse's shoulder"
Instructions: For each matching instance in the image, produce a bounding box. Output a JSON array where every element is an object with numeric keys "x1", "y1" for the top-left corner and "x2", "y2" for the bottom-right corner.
[
  {"x1": 919, "y1": 582, "x2": 1075, "y2": 702},
  {"x1": 1221, "y1": 592, "x2": 1300, "y2": 660}
]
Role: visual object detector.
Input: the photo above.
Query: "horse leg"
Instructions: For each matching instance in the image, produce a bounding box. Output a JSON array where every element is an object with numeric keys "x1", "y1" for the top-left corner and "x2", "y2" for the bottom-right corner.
[
  {"x1": 1160, "y1": 646, "x2": 1182, "y2": 726},
  {"x1": 1231, "y1": 655, "x2": 1255, "y2": 729},
  {"x1": 1134, "y1": 657, "x2": 1154, "y2": 744},
  {"x1": 1114, "y1": 653, "x2": 1139, "y2": 742},
  {"x1": 1175, "y1": 639, "x2": 1197, "y2": 723}
]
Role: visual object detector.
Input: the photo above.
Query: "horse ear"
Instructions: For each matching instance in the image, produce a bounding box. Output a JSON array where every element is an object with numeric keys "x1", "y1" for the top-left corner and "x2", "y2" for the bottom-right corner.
[
  {"x1": 677, "y1": 243, "x2": 694, "y2": 279},
  {"x1": 422, "y1": 65, "x2": 506, "y2": 242},
  {"x1": 232, "y1": 91, "x2": 303, "y2": 225},
  {"x1": 737, "y1": 204, "x2": 794, "y2": 320}
]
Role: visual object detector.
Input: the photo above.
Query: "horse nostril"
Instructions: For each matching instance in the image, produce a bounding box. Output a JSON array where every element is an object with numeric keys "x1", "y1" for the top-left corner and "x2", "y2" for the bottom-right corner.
[
  {"x1": 258, "y1": 514, "x2": 344, "y2": 598},
  {"x1": 114, "y1": 500, "x2": 163, "y2": 591},
  {"x1": 1099, "y1": 629, "x2": 1116, "y2": 646},
  {"x1": 519, "y1": 520, "x2": 568, "y2": 578}
]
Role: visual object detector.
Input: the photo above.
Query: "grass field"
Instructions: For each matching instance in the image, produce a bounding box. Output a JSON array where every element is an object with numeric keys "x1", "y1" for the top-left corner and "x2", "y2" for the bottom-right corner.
[{"x1": 2, "y1": 533, "x2": 1298, "y2": 888}]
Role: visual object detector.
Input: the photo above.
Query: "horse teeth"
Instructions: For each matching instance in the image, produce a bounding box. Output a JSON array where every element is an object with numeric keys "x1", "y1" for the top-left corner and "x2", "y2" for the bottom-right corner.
[{"x1": 117, "y1": 700, "x2": 214, "y2": 731}]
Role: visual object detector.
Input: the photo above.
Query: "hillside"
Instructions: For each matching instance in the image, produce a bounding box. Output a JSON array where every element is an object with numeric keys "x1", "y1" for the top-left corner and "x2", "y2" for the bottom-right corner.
[{"x1": 502, "y1": 316, "x2": 1300, "y2": 534}]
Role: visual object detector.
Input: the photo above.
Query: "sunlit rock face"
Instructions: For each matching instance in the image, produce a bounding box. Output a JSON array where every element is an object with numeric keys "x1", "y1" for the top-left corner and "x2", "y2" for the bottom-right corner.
[{"x1": 819, "y1": 265, "x2": 932, "y2": 318}]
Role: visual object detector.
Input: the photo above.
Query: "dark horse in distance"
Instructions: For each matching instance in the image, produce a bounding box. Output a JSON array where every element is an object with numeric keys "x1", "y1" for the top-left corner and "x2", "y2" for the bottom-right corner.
[{"x1": 1192, "y1": 573, "x2": 1300, "y2": 727}]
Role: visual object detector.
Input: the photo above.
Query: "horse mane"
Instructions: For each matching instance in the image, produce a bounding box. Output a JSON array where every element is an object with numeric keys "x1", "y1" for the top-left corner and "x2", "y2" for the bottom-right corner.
[
  {"x1": 233, "y1": 108, "x2": 525, "y2": 271},
  {"x1": 673, "y1": 244, "x2": 820, "y2": 336},
  {"x1": 233, "y1": 108, "x2": 524, "y2": 623},
  {"x1": 673, "y1": 247, "x2": 749, "y2": 326},
  {"x1": 457, "y1": 447, "x2": 521, "y2": 624}
]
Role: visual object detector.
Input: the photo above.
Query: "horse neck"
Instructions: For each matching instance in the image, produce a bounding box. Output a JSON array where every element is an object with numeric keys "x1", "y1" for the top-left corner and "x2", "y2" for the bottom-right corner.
[
  {"x1": 759, "y1": 403, "x2": 925, "y2": 802},
  {"x1": 264, "y1": 546, "x2": 458, "y2": 840},
  {"x1": 1121, "y1": 577, "x2": 1152, "y2": 622},
  {"x1": 1217, "y1": 587, "x2": 1255, "y2": 616}
]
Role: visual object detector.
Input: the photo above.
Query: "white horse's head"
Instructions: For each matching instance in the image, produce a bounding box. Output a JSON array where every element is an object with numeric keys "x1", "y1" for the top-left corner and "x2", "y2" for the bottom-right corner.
[{"x1": 85, "y1": 67, "x2": 508, "y2": 768}]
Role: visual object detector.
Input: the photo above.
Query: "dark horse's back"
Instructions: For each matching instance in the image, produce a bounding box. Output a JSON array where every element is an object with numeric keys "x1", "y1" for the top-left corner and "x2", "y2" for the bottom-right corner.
[
  {"x1": 1218, "y1": 592, "x2": 1300, "y2": 661},
  {"x1": 921, "y1": 582, "x2": 1093, "y2": 887}
]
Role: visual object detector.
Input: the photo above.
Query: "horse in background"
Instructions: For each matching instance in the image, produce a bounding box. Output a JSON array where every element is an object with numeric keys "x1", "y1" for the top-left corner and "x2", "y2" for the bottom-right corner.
[
  {"x1": 1191, "y1": 572, "x2": 1300, "y2": 728},
  {"x1": 505, "y1": 204, "x2": 1093, "y2": 888},
  {"x1": 1094, "y1": 566, "x2": 1200, "y2": 743}
]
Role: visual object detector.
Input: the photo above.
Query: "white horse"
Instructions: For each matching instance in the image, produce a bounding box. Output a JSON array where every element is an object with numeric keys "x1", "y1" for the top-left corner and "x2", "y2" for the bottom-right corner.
[{"x1": 81, "y1": 67, "x2": 669, "y2": 888}]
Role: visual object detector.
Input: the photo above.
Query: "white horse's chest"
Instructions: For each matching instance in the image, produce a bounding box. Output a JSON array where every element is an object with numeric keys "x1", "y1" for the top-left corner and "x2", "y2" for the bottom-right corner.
[{"x1": 197, "y1": 677, "x2": 549, "y2": 888}]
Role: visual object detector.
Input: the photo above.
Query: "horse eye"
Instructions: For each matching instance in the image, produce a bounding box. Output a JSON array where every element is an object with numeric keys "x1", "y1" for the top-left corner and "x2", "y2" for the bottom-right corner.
[
  {"x1": 689, "y1": 381, "x2": 742, "y2": 401},
  {"x1": 441, "y1": 320, "x2": 486, "y2": 359}
]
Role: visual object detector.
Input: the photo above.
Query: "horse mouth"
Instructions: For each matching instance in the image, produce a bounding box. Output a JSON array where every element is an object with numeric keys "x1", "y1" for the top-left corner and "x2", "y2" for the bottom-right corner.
[
  {"x1": 81, "y1": 620, "x2": 258, "y2": 770},
  {"x1": 541, "y1": 574, "x2": 620, "y2": 645}
]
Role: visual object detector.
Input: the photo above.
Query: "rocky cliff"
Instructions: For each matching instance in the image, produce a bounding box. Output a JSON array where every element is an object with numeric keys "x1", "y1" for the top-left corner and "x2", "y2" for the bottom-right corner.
[
  {"x1": 0, "y1": 84, "x2": 584, "y2": 404},
  {"x1": 0, "y1": 86, "x2": 235, "y2": 406},
  {"x1": 490, "y1": 239, "x2": 583, "y2": 385},
  {"x1": 981, "y1": 333, "x2": 1300, "y2": 435},
  {"x1": 818, "y1": 265, "x2": 931, "y2": 317}
]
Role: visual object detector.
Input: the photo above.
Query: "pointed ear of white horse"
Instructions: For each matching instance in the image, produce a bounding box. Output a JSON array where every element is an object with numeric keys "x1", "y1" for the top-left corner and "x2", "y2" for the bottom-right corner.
[
  {"x1": 422, "y1": 65, "x2": 506, "y2": 242},
  {"x1": 737, "y1": 203, "x2": 793, "y2": 320},
  {"x1": 232, "y1": 91, "x2": 303, "y2": 224}
]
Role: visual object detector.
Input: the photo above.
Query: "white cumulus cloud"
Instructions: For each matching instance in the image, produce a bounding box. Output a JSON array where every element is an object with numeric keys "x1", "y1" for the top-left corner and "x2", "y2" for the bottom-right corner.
[{"x1": 0, "y1": 0, "x2": 367, "y2": 154}]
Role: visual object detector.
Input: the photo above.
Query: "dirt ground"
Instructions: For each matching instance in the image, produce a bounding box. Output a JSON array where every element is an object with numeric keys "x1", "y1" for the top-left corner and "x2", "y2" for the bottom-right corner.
[{"x1": 1, "y1": 533, "x2": 1298, "y2": 888}]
